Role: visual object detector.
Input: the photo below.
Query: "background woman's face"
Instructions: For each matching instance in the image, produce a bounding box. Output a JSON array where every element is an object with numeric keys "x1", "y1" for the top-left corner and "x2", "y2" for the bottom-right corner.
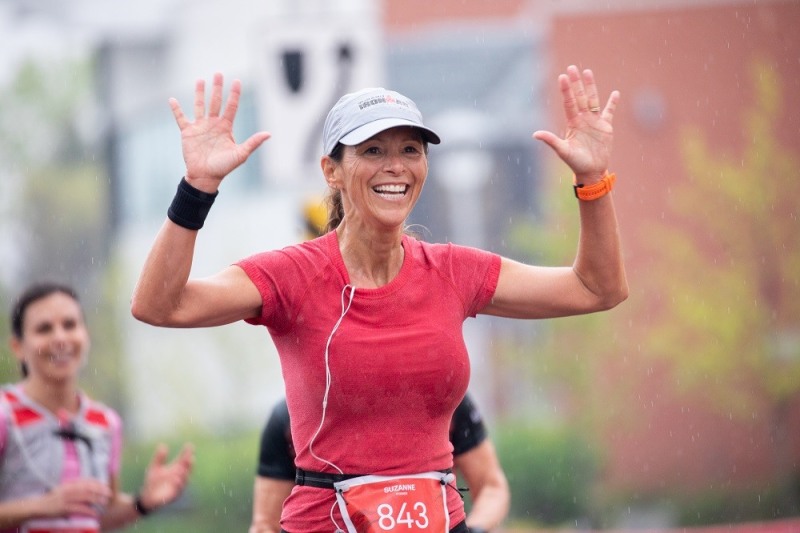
[{"x1": 13, "y1": 292, "x2": 90, "y2": 384}]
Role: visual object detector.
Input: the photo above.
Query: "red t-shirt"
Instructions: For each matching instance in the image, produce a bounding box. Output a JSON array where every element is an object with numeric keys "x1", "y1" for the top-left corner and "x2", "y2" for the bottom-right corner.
[{"x1": 237, "y1": 231, "x2": 500, "y2": 532}]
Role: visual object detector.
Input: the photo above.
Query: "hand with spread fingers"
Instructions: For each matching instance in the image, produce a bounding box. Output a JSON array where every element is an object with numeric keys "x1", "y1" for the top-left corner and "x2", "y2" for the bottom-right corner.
[
  {"x1": 533, "y1": 65, "x2": 619, "y2": 181},
  {"x1": 169, "y1": 72, "x2": 271, "y2": 193},
  {"x1": 136, "y1": 443, "x2": 195, "y2": 512}
]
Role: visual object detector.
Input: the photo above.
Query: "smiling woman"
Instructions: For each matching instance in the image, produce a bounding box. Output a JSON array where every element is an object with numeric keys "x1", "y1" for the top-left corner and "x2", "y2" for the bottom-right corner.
[
  {"x1": 131, "y1": 67, "x2": 628, "y2": 533},
  {"x1": 0, "y1": 282, "x2": 194, "y2": 532}
]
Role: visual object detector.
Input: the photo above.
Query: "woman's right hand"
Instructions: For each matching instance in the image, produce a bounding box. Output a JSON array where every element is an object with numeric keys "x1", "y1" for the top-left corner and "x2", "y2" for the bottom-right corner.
[
  {"x1": 45, "y1": 478, "x2": 112, "y2": 518},
  {"x1": 169, "y1": 72, "x2": 271, "y2": 193}
]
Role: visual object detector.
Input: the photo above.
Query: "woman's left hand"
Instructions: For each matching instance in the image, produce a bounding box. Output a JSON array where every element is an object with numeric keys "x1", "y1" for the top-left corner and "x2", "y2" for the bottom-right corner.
[
  {"x1": 138, "y1": 443, "x2": 194, "y2": 511},
  {"x1": 533, "y1": 65, "x2": 619, "y2": 180}
]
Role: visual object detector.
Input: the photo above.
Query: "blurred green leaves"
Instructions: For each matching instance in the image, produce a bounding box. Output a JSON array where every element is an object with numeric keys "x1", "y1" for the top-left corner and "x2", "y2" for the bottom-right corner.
[
  {"x1": 644, "y1": 57, "x2": 800, "y2": 411},
  {"x1": 0, "y1": 57, "x2": 121, "y2": 404}
]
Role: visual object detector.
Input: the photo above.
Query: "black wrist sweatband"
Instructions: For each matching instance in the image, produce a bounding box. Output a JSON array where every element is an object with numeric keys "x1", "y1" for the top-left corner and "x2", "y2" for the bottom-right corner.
[
  {"x1": 167, "y1": 177, "x2": 219, "y2": 230},
  {"x1": 134, "y1": 493, "x2": 151, "y2": 516}
]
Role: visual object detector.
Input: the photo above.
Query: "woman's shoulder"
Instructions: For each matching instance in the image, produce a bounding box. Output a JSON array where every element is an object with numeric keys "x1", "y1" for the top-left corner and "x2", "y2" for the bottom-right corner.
[
  {"x1": 236, "y1": 232, "x2": 343, "y2": 304},
  {"x1": 0, "y1": 382, "x2": 20, "y2": 400},
  {"x1": 80, "y1": 392, "x2": 122, "y2": 431},
  {"x1": 0, "y1": 383, "x2": 31, "y2": 411},
  {"x1": 240, "y1": 232, "x2": 333, "y2": 268},
  {"x1": 407, "y1": 235, "x2": 498, "y2": 265}
]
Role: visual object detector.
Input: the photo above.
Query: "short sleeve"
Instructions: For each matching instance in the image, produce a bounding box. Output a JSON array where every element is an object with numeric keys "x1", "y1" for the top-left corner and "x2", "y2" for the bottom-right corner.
[
  {"x1": 430, "y1": 242, "x2": 501, "y2": 318},
  {"x1": 464, "y1": 249, "x2": 501, "y2": 316},
  {"x1": 236, "y1": 237, "x2": 334, "y2": 333},
  {"x1": 449, "y1": 393, "x2": 488, "y2": 456},
  {"x1": 256, "y1": 400, "x2": 296, "y2": 480}
]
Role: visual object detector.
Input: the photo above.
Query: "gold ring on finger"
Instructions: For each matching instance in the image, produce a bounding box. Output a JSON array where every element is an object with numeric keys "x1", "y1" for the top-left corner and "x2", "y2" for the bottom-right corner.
[{"x1": 589, "y1": 106, "x2": 601, "y2": 113}]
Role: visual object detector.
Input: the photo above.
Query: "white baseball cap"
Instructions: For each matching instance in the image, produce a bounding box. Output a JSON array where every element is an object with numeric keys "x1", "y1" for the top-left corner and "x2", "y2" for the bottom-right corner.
[{"x1": 322, "y1": 87, "x2": 441, "y2": 155}]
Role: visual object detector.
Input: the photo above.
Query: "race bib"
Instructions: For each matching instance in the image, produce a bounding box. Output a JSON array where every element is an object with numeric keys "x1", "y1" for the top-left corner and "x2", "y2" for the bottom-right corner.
[{"x1": 334, "y1": 471, "x2": 454, "y2": 533}]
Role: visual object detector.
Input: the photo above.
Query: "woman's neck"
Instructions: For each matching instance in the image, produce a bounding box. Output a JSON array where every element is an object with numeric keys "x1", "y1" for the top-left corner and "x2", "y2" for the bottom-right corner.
[
  {"x1": 336, "y1": 223, "x2": 405, "y2": 289},
  {"x1": 22, "y1": 378, "x2": 80, "y2": 415}
]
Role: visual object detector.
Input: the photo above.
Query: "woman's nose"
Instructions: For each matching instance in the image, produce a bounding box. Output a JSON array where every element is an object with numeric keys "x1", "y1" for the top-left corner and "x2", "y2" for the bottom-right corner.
[
  {"x1": 383, "y1": 153, "x2": 404, "y2": 173},
  {"x1": 50, "y1": 325, "x2": 69, "y2": 345}
]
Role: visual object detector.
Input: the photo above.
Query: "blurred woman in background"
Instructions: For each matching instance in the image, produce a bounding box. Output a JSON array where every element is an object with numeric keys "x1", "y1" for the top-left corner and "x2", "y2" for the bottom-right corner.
[{"x1": 0, "y1": 282, "x2": 194, "y2": 532}]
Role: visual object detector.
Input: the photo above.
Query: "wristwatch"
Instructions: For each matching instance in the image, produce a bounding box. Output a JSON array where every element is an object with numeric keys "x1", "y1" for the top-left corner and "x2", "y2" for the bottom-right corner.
[{"x1": 573, "y1": 171, "x2": 616, "y2": 201}]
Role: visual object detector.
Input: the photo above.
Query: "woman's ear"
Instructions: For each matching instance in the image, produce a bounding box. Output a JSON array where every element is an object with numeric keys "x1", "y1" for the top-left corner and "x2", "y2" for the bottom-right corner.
[
  {"x1": 9, "y1": 336, "x2": 25, "y2": 365},
  {"x1": 321, "y1": 155, "x2": 339, "y2": 189}
]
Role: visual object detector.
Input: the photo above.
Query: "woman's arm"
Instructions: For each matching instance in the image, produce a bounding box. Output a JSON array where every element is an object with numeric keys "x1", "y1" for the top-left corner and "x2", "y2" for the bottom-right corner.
[
  {"x1": 99, "y1": 475, "x2": 137, "y2": 530},
  {"x1": 100, "y1": 444, "x2": 193, "y2": 530},
  {"x1": 130, "y1": 73, "x2": 269, "y2": 328},
  {"x1": 455, "y1": 440, "x2": 510, "y2": 531},
  {"x1": 132, "y1": 255, "x2": 262, "y2": 327},
  {"x1": 249, "y1": 477, "x2": 294, "y2": 533},
  {"x1": 483, "y1": 66, "x2": 628, "y2": 319}
]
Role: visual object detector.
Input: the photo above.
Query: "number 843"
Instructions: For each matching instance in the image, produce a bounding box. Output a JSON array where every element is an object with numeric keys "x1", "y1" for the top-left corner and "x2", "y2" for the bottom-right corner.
[{"x1": 376, "y1": 501, "x2": 430, "y2": 530}]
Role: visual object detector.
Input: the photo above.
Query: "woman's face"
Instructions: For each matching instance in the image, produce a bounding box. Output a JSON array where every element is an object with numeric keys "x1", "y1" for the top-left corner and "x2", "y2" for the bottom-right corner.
[
  {"x1": 327, "y1": 126, "x2": 428, "y2": 232},
  {"x1": 12, "y1": 292, "x2": 89, "y2": 385}
]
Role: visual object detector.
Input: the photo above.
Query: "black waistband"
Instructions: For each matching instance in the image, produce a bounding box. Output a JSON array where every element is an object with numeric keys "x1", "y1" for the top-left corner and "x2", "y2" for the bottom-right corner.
[
  {"x1": 295, "y1": 468, "x2": 365, "y2": 489},
  {"x1": 295, "y1": 468, "x2": 454, "y2": 490}
]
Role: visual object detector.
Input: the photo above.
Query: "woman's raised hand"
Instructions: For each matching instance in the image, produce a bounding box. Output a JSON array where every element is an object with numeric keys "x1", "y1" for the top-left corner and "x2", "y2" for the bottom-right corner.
[
  {"x1": 137, "y1": 443, "x2": 194, "y2": 511},
  {"x1": 169, "y1": 72, "x2": 271, "y2": 192},
  {"x1": 533, "y1": 65, "x2": 619, "y2": 180}
]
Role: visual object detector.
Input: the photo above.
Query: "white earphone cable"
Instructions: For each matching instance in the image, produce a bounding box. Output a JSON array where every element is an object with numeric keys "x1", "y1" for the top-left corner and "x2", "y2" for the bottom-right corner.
[{"x1": 309, "y1": 284, "x2": 355, "y2": 475}]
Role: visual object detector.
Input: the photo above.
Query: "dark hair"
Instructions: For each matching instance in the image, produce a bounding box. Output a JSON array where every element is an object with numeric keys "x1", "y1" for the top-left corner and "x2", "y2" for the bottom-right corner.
[
  {"x1": 11, "y1": 282, "x2": 81, "y2": 377},
  {"x1": 323, "y1": 136, "x2": 429, "y2": 234}
]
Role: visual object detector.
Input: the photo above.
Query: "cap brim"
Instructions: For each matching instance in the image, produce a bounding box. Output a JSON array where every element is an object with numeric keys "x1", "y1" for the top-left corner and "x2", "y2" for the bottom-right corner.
[{"x1": 339, "y1": 118, "x2": 441, "y2": 147}]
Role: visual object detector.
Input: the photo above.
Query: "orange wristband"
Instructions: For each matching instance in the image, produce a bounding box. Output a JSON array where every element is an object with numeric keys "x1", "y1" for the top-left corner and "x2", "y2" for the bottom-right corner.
[{"x1": 573, "y1": 171, "x2": 616, "y2": 201}]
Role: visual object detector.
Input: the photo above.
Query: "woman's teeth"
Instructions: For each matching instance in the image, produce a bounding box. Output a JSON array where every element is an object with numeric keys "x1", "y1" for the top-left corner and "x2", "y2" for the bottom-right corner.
[{"x1": 373, "y1": 184, "x2": 407, "y2": 195}]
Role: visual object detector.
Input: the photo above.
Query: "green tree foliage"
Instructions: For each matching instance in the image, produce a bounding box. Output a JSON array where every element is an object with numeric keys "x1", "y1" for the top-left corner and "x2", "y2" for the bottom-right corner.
[
  {"x1": 504, "y1": 171, "x2": 624, "y2": 433},
  {"x1": 497, "y1": 163, "x2": 624, "y2": 525},
  {"x1": 0, "y1": 60, "x2": 91, "y2": 164},
  {"x1": 644, "y1": 58, "x2": 800, "y2": 413},
  {"x1": 0, "y1": 59, "x2": 109, "y2": 287},
  {"x1": 641, "y1": 56, "x2": 800, "y2": 513},
  {"x1": 0, "y1": 59, "x2": 122, "y2": 406},
  {"x1": 495, "y1": 421, "x2": 598, "y2": 527},
  {"x1": 118, "y1": 430, "x2": 260, "y2": 533}
]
